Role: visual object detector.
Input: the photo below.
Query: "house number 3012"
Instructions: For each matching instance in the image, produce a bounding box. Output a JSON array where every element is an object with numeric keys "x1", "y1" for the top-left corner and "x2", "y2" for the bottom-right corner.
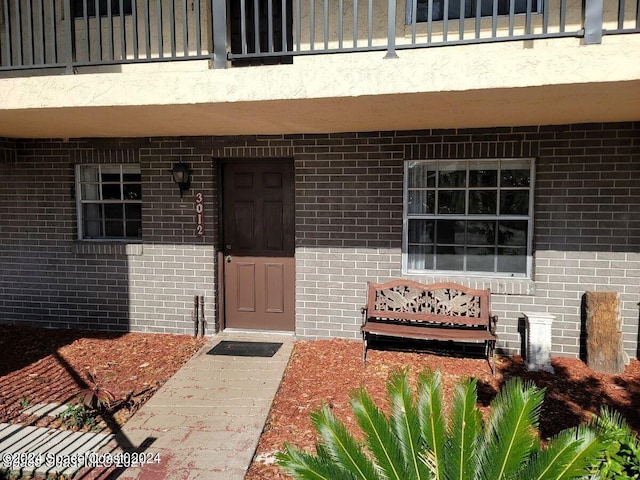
[{"x1": 195, "y1": 192, "x2": 204, "y2": 237}]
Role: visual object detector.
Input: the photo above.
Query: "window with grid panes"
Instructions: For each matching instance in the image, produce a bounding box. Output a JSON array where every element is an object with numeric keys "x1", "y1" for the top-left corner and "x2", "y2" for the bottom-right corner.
[
  {"x1": 76, "y1": 164, "x2": 142, "y2": 240},
  {"x1": 73, "y1": 0, "x2": 133, "y2": 18},
  {"x1": 403, "y1": 159, "x2": 533, "y2": 277},
  {"x1": 408, "y1": 0, "x2": 540, "y2": 23}
]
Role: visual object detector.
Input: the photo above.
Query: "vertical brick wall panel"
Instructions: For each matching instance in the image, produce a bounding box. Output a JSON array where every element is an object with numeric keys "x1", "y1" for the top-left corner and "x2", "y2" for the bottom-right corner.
[{"x1": 1, "y1": 122, "x2": 639, "y2": 359}]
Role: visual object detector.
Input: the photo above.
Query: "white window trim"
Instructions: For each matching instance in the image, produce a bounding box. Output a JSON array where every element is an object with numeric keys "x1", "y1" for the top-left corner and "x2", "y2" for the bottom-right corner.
[
  {"x1": 402, "y1": 158, "x2": 535, "y2": 279},
  {"x1": 75, "y1": 164, "x2": 142, "y2": 242}
]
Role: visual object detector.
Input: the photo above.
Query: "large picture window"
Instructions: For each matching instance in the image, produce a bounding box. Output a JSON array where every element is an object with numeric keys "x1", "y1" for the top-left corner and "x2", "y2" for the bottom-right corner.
[
  {"x1": 409, "y1": 0, "x2": 541, "y2": 23},
  {"x1": 403, "y1": 158, "x2": 534, "y2": 277},
  {"x1": 76, "y1": 164, "x2": 142, "y2": 240}
]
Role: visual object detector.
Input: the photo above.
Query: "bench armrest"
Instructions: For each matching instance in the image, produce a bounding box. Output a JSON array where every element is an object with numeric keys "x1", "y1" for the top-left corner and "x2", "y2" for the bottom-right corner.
[
  {"x1": 361, "y1": 306, "x2": 368, "y2": 326},
  {"x1": 489, "y1": 315, "x2": 498, "y2": 335}
]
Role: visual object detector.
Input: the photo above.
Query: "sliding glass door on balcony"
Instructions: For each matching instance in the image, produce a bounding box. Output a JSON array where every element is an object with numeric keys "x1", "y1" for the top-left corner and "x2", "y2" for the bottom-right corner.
[{"x1": 229, "y1": 0, "x2": 293, "y2": 65}]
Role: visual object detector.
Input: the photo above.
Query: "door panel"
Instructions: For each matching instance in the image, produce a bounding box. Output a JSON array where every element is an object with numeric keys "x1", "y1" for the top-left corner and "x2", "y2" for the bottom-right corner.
[{"x1": 223, "y1": 161, "x2": 295, "y2": 331}]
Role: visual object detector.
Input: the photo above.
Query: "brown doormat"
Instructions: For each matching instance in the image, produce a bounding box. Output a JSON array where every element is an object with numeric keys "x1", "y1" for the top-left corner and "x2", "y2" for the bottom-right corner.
[{"x1": 207, "y1": 341, "x2": 282, "y2": 358}]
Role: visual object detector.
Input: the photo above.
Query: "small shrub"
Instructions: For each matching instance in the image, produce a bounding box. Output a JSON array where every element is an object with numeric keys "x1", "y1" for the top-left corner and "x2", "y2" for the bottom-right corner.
[
  {"x1": 79, "y1": 369, "x2": 115, "y2": 410},
  {"x1": 57, "y1": 403, "x2": 97, "y2": 430},
  {"x1": 19, "y1": 396, "x2": 31, "y2": 409},
  {"x1": 592, "y1": 407, "x2": 640, "y2": 479}
]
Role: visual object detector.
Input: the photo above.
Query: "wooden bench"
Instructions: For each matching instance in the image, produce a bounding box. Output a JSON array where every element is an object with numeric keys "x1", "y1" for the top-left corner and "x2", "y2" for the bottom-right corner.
[{"x1": 361, "y1": 280, "x2": 497, "y2": 374}]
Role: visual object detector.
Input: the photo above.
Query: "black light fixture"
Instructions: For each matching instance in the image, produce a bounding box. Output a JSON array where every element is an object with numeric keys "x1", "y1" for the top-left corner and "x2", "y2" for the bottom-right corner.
[{"x1": 171, "y1": 162, "x2": 192, "y2": 198}]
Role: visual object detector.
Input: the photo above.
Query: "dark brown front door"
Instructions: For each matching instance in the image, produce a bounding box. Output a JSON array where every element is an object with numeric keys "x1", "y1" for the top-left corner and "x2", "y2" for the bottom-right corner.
[{"x1": 222, "y1": 160, "x2": 295, "y2": 331}]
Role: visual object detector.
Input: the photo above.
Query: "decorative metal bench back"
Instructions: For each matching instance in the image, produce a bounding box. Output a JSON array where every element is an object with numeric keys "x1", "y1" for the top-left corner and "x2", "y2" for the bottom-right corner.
[{"x1": 367, "y1": 280, "x2": 490, "y2": 326}]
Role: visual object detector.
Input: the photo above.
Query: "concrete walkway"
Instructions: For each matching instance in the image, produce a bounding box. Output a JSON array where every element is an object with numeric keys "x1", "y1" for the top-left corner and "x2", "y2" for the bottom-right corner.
[{"x1": 76, "y1": 331, "x2": 294, "y2": 480}]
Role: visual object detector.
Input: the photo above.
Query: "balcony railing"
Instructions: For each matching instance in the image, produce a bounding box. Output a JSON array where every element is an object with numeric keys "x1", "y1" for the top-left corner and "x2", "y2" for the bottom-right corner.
[{"x1": 0, "y1": 0, "x2": 638, "y2": 72}]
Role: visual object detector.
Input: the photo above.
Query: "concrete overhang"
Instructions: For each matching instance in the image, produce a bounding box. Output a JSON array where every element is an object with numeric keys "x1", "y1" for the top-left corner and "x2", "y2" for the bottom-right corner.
[{"x1": 0, "y1": 35, "x2": 639, "y2": 138}]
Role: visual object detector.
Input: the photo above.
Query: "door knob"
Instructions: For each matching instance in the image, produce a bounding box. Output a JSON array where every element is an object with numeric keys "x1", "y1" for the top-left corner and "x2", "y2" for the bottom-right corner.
[{"x1": 225, "y1": 255, "x2": 232, "y2": 264}]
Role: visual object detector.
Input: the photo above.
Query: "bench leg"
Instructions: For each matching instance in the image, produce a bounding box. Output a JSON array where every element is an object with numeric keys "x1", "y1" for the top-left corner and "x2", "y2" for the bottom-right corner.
[
  {"x1": 362, "y1": 332, "x2": 368, "y2": 365},
  {"x1": 487, "y1": 340, "x2": 496, "y2": 376}
]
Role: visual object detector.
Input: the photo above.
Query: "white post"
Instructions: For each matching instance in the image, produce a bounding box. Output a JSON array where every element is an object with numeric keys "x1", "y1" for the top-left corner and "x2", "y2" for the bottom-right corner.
[{"x1": 523, "y1": 313, "x2": 555, "y2": 373}]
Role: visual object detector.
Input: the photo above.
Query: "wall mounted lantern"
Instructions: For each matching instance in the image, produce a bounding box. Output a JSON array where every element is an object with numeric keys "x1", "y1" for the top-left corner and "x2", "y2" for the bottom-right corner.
[{"x1": 171, "y1": 162, "x2": 192, "y2": 198}]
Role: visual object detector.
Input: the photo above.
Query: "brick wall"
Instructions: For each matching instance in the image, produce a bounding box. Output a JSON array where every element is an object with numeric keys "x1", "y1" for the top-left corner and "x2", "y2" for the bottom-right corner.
[
  {"x1": 1, "y1": 122, "x2": 638, "y2": 358},
  {"x1": 290, "y1": 124, "x2": 640, "y2": 358},
  {"x1": 0, "y1": 138, "x2": 217, "y2": 334}
]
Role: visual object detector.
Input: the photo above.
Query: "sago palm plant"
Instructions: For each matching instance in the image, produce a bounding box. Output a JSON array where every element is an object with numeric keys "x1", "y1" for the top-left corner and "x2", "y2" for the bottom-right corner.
[{"x1": 277, "y1": 369, "x2": 608, "y2": 480}]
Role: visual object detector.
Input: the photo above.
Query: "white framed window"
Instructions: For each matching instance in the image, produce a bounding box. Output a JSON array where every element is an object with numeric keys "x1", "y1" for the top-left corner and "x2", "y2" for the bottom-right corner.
[
  {"x1": 407, "y1": 0, "x2": 542, "y2": 23},
  {"x1": 403, "y1": 158, "x2": 534, "y2": 278},
  {"x1": 76, "y1": 164, "x2": 142, "y2": 240}
]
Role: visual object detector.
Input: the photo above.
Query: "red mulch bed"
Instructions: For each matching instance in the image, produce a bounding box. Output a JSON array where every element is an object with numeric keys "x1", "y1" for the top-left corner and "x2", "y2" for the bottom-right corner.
[
  {"x1": 246, "y1": 339, "x2": 640, "y2": 480},
  {"x1": 0, "y1": 325, "x2": 206, "y2": 434}
]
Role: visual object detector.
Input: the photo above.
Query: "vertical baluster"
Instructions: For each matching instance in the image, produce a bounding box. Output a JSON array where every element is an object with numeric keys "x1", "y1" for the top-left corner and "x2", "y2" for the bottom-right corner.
[
  {"x1": 38, "y1": 0, "x2": 45, "y2": 64},
  {"x1": 442, "y1": 0, "x2": 448, "y2": 41},
  {"x1": 324, "y1": 0, "x2": 329, "y2": 50},
  {"x1": 26, "y1": 0, "x2": 33, "y2": 64},
  {"x1": 525, "y1": 0, "x2": 532, "y2": 35},
  {"x1": 310, "y1": 0, "x2": 315, "y2": 50},
  {"x1": 281, "y1": 0, "x2": 287, "y2": 52},
  {"x1": 182, "y1": 0, "x2": 188, "y2": 56},
  {"x1": 367, "y1": 0, "x2": 372, "y2": 47},
  {"x1": 492, "y1": 0, "x2": 498, "y2": 37},
  {"x1": 559, "y1": 0, "x2": 566, "y2": 33},
  {"x1": 107, "y1": 0, "x2": 114, "y2": 60},
  {"x1": 3, "y1": 0, "x2": 12, "y2": 66},
  {"x1": 542, "y1": 0, "x2": 549, "y2": 34},
  {"x1": 50, "y1": 0, "x2": 57, "y2": 63},
  {"x1": 83, "y1": 0, "x2": 90, "y2": 62},
  {"x1": 62, "y1": 0, "x2": 73, "y2": 71},
  {"x1": 475, "y1": 0, "x2": 481, "y2": 39},
  {"x1": 617, "y1": 0, "x2": 624, "y2": 30},
  {"x1": 253, "y1": 0, "x2": 259, "y2": 52},
  {"x1": 120, "y1": 0, "x2": 126, "y2": 59},
  {"x1": 427, "y1": 0, "x2": 433, "y2": 43},
  {"x1": 157, "y1": 0, "x2": 163, "y2": 58},
  {"x1": 268, "y1": 0, "x2": 273, "y2": 52},
  {"x1": 13, "y1": 0, "x2": 22, "y2": 66},
  {"x1": 95, "y1": 0, "x2": 102, "y2": 61},
  {"x1": 240, "y1": 0, "x2": 247, "y2": 54},
  {"x1": 195, "y1": 0, "x2": 201, "y2": 55},
  {"x1": 509, "y1": 0, "x2": 515, "y2": 37},
  {"x1": 143, "y1": 0, "x2": 150, "y2": 58},
  {"x1": 169, "y1": 0, "x2": 175, "y2": 57},
  {"x1": 410, "y1": 0, "x2": 417, "y2": 44},
  {"x1": 352, "y1": 0, "x2": 357, "y2": 48},
  {"x1": 338, "y1": 0, "x2": 343, "y2": 49},
  {"x1": 636, "y1": 0, "x2": 640, "y2": 29},
  {"x1": 459, "y1": 0, "x2": 464, "y2": 40},
  {"x1": 295, "y1": 0, "x2": 300, "y2": 51},
  {"x1": 132, "y1": 0, "x2": 138, "y2": 59}
]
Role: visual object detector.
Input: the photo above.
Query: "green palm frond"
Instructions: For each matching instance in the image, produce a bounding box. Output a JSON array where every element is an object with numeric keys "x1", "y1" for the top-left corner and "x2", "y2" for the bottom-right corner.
[
  {"x1": 478, "y1": 377, "x2": 545, "y2": 480},
  {"x1": 445, "y1": 377, "x2": 482, "y2": 480},
  {"x1": 276, "y1": 443, "x2": 356, "y2": 480},
  {"x1": 350, "y1": 387, "x2": 408, "y2": 480},
  {"x1": 519, "y1": 425, "x2": 607, "y2": 480},
  {"x1": 387, "y1": 370, "x2": 430, "y2": 480},
  {"x1": 278, "y1": 369, "x2": 611, "y2": 480},
  {"x1": 416, "y1": 369, "x2": 446, "y2": 480},
  {"x1": 310, "y1": 404, "x2": 378, "y2": 480},
  {"x1": 592, "y1": 406, "x2": 638, "y2": 445}
]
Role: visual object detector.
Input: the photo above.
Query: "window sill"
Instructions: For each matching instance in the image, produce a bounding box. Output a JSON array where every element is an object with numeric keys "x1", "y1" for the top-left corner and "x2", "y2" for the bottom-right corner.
[
  {"x1": 73, "y1": 242, "x2": 143, "y2": 256},
  {"x1": 401, "y1": 272, "x2": 535, "y2": 296}
]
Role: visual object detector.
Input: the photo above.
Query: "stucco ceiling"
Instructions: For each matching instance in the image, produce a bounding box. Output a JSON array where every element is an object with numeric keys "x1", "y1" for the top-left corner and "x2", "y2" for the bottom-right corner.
[{"x1": 0, "y1": 80, "x2": 639, "y2": 139}]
